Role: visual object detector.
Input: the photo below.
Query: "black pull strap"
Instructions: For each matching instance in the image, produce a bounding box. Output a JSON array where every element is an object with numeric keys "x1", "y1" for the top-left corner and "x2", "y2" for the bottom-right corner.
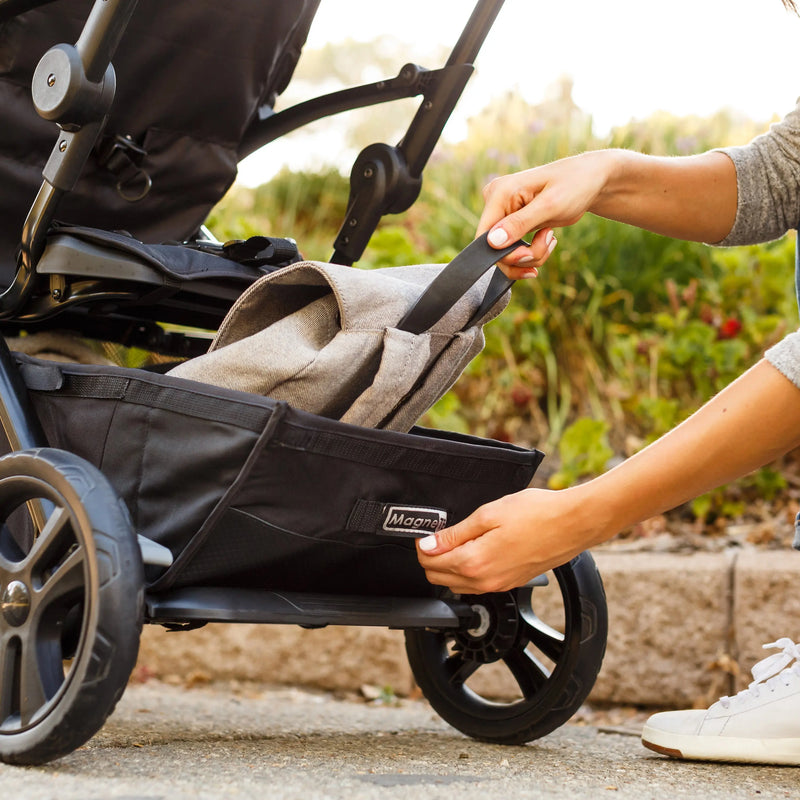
[{"x1": 397, "y1": 233, "x2": 523, "y2": 334}]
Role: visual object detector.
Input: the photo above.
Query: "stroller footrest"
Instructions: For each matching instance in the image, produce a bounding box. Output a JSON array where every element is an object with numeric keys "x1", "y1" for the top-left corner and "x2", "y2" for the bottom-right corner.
[{"x1": 145, "y1": 587, "x2": 475, "y2": 629}]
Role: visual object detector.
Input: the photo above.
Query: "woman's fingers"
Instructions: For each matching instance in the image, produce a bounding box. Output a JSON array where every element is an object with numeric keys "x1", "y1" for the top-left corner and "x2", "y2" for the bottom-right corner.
[
  {"x1": 477, "y1": 171, "x2": 544, "y2": 241},
  {"x1": 477, "y1": 155, "x2": 610, "y2": 274},
  {"x1": 417, "y1": 507, "x2": 491, "y2": 556},
  {"x1": 492, "y1": 226, "x2": 557, "y2": 277},
  {"x1": 416, "y1": 502, "x2": 516, "y2": 594},
  {"x1": 476, "y1": 172, "x2": 563, "y2": 276}
]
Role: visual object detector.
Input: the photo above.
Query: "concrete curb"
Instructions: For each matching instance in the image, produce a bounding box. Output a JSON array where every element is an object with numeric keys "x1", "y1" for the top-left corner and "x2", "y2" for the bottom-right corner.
[{"x1": 134, "y1": 548, "x2": 800, "y2": 709}]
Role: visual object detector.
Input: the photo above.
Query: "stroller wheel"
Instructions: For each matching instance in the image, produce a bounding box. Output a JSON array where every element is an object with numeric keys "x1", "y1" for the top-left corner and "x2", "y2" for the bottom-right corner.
[
  {"x1": 405, "y1": 551, "x2": 607, "y2": 745},
  {"x1": 0, "y1": 449, "x2": 143, "y2": 765}
]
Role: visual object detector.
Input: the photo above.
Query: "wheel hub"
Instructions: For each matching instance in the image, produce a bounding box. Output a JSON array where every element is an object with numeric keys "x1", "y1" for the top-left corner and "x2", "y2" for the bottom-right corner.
[
  {"x1": 2, "y1": 579, "x2": 31, "y2": 627},
  {"x1": 455, "y1": 592, "x2": 520, "y2": 663}
]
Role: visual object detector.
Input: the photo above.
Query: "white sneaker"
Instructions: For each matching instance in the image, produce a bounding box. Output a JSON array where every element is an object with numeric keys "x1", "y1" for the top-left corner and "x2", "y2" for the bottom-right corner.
[{"x1": 641, "y1": 638, "x2": 800, "y2": 765}]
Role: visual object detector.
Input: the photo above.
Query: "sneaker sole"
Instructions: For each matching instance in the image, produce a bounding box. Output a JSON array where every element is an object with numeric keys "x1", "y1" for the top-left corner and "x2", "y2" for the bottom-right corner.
[{"x1": 642, "y1": 724, "x2": 800, "y2": 766}]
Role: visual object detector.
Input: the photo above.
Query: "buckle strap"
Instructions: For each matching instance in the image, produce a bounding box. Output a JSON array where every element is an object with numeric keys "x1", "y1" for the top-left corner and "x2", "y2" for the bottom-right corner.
[
  {"x1": 95, "y1": 133, "x2": 152, "y2": 202},
  {"x1": 183, "y1": 236, "x2": 300, "y2": 270},
  {"x1": 222, "y1": 236, "x2": 300, "y2": 268}
]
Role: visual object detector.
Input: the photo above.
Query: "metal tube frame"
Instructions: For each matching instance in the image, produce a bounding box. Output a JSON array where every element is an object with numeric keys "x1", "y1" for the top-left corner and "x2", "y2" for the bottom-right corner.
[
  {"x1": 0, "y1": 0, "x2": 138, "y2": 319},
  {"x1": 0, "y1": 0, "x2": 138, "y2": 471}
]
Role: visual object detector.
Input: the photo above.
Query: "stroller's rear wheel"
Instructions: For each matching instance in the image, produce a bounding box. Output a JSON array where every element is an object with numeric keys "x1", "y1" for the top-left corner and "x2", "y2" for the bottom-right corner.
[
  {"x1": 0, "y1": 449, "x2": 143, "y2": 765},
  {"x1": 405, "y1": 551, "x2": 607, "y2": 744}
]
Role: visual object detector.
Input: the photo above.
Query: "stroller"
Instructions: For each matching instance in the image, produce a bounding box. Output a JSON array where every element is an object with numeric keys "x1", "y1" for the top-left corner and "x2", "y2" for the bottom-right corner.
[{"x1": 0, "y1": 0, "x2": 608, "y2": 765}]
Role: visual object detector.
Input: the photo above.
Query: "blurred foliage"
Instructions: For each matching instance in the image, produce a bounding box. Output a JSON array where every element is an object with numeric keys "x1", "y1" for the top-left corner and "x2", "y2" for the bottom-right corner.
[
  {"x1": 207, "y1": 167, "x2": 349, "y2": 261},
  {"x1": 209, "y1": 78, "x2": 799, "y2": 523}
]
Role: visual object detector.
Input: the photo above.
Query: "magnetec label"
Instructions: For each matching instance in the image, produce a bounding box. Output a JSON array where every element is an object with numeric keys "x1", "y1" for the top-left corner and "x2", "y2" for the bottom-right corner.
[{"x1": 381, "y1": 505, "x2": 448, "y2": 537}]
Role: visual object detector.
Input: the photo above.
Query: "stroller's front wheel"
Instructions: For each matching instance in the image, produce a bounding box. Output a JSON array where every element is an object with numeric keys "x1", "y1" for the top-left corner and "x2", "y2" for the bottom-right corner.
[
  {"x1": 405, "y1": 551, "x2": 607, "y2": 744},
  {"x1": 0, "y1": 449, "x2": 143, "y2": 765}
]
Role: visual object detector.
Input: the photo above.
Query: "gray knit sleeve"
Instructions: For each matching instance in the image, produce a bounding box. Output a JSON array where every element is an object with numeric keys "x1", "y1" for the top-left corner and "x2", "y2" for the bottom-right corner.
[
  {"x1": 714, "y1": 101, "x2": 800, "y2": 386},
  {"x1": 766, "y1": 331, "x2": 800, "y2": 389},
  {"x1": 714, "y1": 99, "x2": 800, "y2": 246}
]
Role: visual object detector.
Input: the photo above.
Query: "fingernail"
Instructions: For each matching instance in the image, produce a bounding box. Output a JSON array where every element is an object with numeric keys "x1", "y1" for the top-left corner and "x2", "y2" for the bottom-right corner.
[
  {"x1": 419, "y1": 535, "x2": 438, "y2": 552},
  {"x1": 545, "y1": 229, "x2": 555, "y2": 246},
  {"x1": 517, "y1": 256, "x2": 535, "y2": 265},
  {"x1": 487, "y1": 227, "x2": 509, "y2": 247},
  {"x1": 520, "y1": 268, "x2": 538, "y2": 278},
  {"x1": 547, "y1": 236, "x2": 557, "y2": 254}
]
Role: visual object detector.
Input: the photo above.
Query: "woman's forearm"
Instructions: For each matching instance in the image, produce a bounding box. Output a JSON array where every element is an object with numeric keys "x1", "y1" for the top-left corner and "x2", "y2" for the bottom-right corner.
[
  {"x1": 583, "y1": 359, "x2": 800, "y2": 538},
  {"x1": 417, "y1": 361, "x2": 800, "y2": 593},
  {"x1": 590, "y1": 149, "x2": 738, "y2": 244}
]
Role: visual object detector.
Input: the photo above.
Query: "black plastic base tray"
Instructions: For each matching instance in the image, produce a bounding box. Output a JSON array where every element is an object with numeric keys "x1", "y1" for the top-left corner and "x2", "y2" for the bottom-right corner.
[{"x1": 145, "y1": 587, "x2": 477, "y2": 630}]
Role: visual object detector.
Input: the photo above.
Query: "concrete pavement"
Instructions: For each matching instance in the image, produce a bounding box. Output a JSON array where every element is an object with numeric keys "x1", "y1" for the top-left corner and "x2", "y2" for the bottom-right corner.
[
  {"x1": 7, "y1": 545, "x2": 796, "y2": 798},
  {"x1": 0, "y1": 681, "x2": 796, "y2": 800}
]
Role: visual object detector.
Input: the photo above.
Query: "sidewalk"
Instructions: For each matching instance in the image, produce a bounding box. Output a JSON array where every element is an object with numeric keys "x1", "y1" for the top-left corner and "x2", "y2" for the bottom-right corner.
[
  {"x1": 135, "y1": 548, "x2": 800, "y2": 709},
  {"x1": 0, "y1": 681, "x2": 796, "y2": 800}
]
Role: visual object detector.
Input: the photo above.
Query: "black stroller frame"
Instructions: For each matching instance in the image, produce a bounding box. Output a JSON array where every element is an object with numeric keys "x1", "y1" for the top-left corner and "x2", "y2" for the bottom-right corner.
[{"x1": 0, "y1": 0, "x2": 608, "y2": 765}]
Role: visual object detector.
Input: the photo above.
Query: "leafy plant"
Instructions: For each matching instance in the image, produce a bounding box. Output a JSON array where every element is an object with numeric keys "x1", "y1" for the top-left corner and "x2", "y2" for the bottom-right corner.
[{"x1": 548, "y1": 418, "x2": 614, "y2": 490}]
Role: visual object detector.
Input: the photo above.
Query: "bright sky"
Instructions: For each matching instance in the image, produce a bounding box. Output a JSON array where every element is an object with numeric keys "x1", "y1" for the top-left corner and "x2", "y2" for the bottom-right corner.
[{"x1": 238, "y1": 0, "x2": 800, "y2": 185}]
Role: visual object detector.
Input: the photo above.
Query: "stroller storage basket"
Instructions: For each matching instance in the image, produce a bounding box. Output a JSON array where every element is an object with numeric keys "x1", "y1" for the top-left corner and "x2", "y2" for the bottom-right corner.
[{"x1": 15, "y1": 354, "x2": 544, "y2": 596}]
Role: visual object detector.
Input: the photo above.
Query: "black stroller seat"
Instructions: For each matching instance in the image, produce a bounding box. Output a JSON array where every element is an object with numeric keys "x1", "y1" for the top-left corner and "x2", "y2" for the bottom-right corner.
[
  {"x1": 0, "y1": 0, "x2": 608, "y2": 767},
  {"x1": 29, "y1": 224, "x2": 299, "y2": 348},
  {"x1": 0, "y1": 0, "x2": 318, "y2": 351}
]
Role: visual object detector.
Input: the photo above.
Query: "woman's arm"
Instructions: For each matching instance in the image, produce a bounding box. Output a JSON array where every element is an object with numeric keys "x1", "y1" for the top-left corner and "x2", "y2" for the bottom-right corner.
[
  {"x1": 417, "y1": 359, "x2": 800, "y2": 594},
  {"x1": 483, "y1": 149, "x2": 738, "y2": 275}
]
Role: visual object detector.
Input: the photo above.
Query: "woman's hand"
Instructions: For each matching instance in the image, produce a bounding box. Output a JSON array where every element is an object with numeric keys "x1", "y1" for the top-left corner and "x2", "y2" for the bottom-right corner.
[
  {"x1": 477, "y1": 151, "x2": 617, "y2": 275},
  {"x1": 416, "y1": 485, "x2": 609, "y2": 594}
]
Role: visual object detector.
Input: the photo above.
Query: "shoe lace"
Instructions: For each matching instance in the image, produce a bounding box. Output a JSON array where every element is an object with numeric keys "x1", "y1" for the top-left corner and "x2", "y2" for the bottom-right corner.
[{"x1": 718, "y1": 637, "x2": 800, "y2": 709}]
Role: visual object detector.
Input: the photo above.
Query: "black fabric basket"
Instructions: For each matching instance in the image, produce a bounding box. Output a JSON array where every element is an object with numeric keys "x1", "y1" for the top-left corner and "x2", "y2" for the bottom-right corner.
[{"x1": 15, "y1": 354, "x2": 544, "y2": 597}]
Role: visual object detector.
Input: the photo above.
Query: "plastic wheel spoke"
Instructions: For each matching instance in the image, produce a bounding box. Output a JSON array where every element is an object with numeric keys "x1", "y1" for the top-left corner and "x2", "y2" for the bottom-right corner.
[
  {"x1": 0, "y1": 636, "x2": 21, "y2": 724},
  {"x1": 23, "y1": 506, "x2": 73, "y2": 577},
  {"x1": 35, "y1": 545, "x2": 85, "y2": 611},
  {"x1": 502, "y1": 646, "x2": 548, "y2": 700},
  {"x1": 18, "y1": 633, "x2": 63, "y2": 727},
  {"x1": 444, "y1": 652, "x2": 481, "y2": 686},
  {"x1": 0, "y1": 552, "x2": 13, "y2": 577},
  {"x1": 520, "y1": 613, "x2": 565, "y2": 663}
]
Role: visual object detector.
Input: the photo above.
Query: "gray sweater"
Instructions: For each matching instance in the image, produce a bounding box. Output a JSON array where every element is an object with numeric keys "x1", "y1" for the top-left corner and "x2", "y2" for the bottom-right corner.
[{"x1": 714, "y1": 99, "x2": 800, "y2": 386}]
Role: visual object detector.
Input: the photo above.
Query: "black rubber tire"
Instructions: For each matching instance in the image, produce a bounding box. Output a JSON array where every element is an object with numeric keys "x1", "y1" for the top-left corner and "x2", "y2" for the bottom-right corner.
[
  {"x1": 405, "y1": 550, "x2": 607, "y2": 745},
  {"x1": 0, "y1": 448, "x2": 143, "y2": 765}
]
